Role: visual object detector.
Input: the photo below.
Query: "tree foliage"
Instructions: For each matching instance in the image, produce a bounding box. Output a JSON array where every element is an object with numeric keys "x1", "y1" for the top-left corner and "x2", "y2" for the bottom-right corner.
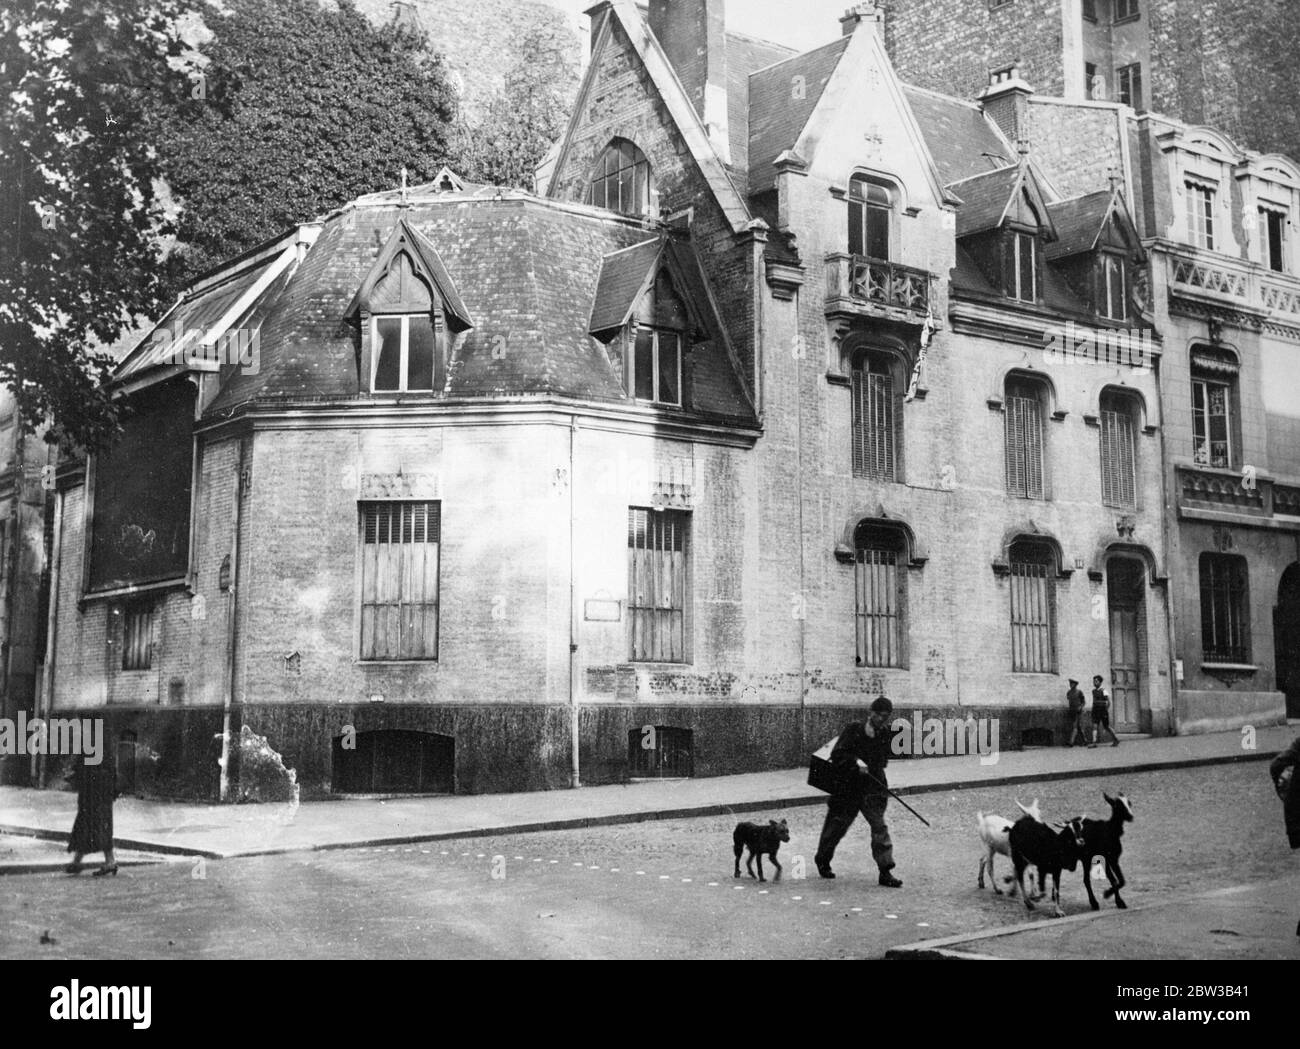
[
  {"x1": 0, "y1": 0, "x2": 214, "y2": 451},
  {"x1": 455, "y1": 20, "x2": 577, "y2": 192},
  {"x1": 154, "y1": 0, "x2": 459, "y2": 287}
]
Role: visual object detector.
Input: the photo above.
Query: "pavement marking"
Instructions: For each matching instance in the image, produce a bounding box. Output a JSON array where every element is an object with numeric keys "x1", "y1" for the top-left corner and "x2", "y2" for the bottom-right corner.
[
  {"x1": 548, "y1": 860, "x2": 558, "y2": 864},
  {"x1": 851, "y1": 907, "x2": 863, "y2": 913},
  {"x1": 476, "y1": 854, "x2": 485, "y2": 859},
  {"x1": 681, "y1": 878, "x2": 691, "y2": 883},
  {"x1": 420, "y1": 850, "x2": 430, "y2": 855},
  {"x1": 636, "y1": 871, "x2": 645, "y2": 875},
  {"x1": 918, "y1": 922, "x2": 931, "y2": 927},
  {"x1": 819, "y1": 901, "x2": 832, "y2": 906},
  {"x1": 610, "y1": 867, "x2": 620, "y2": 872},
  {"x1": 707, "y1": 882, "x2": 719, "y2": 887},
  {"x1": 792, "y1": 896, "x2": 803, "y2": 901},
  {"x1": 734, "y1": 886, "x2": 744, "y2": 891},
  {"x1": 515, "y1": 856, "x2": 524, "y2": 861},
  {"x1": 440, "y1": 851, "x2": 448, "y2": 856},
  {"x1": 886, "y1": 914, "x2": 898, "y2": 919},
  {"x1": 659, "y1": 875, "x2": 671, "y2": 880},
  {"x1": 758, "y1": 890, "x2": 768, "y2": 895},
  {"x1": 589, "y1": 866, "x2": 600, "y2": 870}
]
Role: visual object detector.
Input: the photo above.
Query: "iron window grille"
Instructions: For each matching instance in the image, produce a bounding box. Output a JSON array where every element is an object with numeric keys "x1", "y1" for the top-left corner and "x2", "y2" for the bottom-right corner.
[
  {"x1": 1199, "y1": 553, "x2": 1250, "y2": 663},
  {"x1": 122, "y1": 601, "x2": 154, "y2": 671},
  {"x1": 628, "y1": 508, "x2": 689, "y2": 663},
  {"x1": 1009, "y1": 542, "x2": 1056, "y2": 672},
  {"x1": 854, "y1": 524, "x2": 907, "y2": 668}
]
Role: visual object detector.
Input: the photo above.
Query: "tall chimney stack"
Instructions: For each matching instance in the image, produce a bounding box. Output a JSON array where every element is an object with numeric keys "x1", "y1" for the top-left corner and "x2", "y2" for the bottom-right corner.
[
  {"x1": 978, "y1": 67, "x2": 1034, "y2": 147},
  {"x1": 840, "y1": 3, "x2": 884, "y2": 36},
  {"x1": 648, "y1": 0, "x2": 730, "y2": 162}
]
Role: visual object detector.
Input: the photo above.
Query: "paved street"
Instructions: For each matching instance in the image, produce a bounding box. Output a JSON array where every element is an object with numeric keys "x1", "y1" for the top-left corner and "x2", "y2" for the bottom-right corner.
[{"x1": 2, "y1": 762, "x2": 1295, "y2": 959}]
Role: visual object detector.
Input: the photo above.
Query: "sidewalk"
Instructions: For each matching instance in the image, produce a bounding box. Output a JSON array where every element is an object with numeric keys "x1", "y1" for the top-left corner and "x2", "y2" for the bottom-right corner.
[
  {"x1": 0, "y1": 725, "x2": 1291, "y2": 862},
  {"x1": 886, "y1": 875, "x2": 1300, "y2": 959}
]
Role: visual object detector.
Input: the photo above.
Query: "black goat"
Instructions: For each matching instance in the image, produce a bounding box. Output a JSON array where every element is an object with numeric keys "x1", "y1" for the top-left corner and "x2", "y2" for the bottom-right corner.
[
  {"x1": 1079, "y1": 791, "x2": 1134, "y2": 910},
  {"x1": 1008, "y1": 814, "x2": 1086, "y2": 917}
]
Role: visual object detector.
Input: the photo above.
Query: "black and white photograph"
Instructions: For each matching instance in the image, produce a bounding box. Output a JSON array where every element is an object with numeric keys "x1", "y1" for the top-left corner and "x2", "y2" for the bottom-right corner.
[{"x1": 0, "y1": 0, "x2": 1296, "y2": 1009}]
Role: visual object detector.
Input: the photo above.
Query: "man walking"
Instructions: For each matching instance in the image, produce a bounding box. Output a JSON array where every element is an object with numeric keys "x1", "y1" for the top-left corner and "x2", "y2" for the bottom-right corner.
[
  {"x1": 1089, "y1": 674, "x2": 1120, "y2": 747},
  {"x1": 814, "y1": 696, "x2": 903, "y2": 887},
  {"x1": 1065, "y1": 679, "x2": 1087, "y2": 747}
]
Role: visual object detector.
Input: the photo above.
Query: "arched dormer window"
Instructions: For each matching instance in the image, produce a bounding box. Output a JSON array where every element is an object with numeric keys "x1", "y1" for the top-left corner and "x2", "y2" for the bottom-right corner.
[
  {"x1": 848, "y1": 176, "x2": 895, "y2": 261},
  {"x1": 588, "y1": 139, "x2": 655, "y2": 217},
  {"x1": 370, "y1": 252, "x2": 438, "y2": 393},
  {"x1": 628, "y1": 269, "x2": 685, "y2": 406}
]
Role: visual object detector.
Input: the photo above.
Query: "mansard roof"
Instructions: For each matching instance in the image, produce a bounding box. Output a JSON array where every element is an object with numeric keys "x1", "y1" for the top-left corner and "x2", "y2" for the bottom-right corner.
[{"x1": 166, "y1": 190, "x2": 755, "y2": 424}]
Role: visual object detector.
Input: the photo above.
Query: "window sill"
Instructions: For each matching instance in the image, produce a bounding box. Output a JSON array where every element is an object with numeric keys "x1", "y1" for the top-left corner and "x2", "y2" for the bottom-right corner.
[
  {"x1": 1200, "y1": 663, "x2": 1257, "y2": 674},
  {"x1": 357, "y1": 659, "x2": 440, "y2": 666},
  {"x1": 628, "y1": 660, "x2": 694, "y2": 667},
  {"x1": 80, "y1": 577, "x2": 191, "y2": 608},
  {"x1": 1113, "y1": 14, "x2": 1141, "y2": 26}
]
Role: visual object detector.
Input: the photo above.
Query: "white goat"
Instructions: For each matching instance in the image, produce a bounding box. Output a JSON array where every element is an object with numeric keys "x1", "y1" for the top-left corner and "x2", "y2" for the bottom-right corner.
[{"x1": 978, "y1": 799, "x2": 1045, "y2": 896}]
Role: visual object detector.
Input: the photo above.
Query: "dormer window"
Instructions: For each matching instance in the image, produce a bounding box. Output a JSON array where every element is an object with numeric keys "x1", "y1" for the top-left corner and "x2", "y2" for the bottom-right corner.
[
  {"x1": 1007, "y1": 229, "x2": 1038, "y2": 302},
  {"x1": 373, "y1": 313, "x2": 436, "y2": 392},
  {"x1": 1097, "y1": 253, "x2": 1127, "y2": 320},
  {"x1": 628, "y1": 270, "x2": 685, "y2": 407},
  {"x1": 588, "y1": 138, "x2": 655, "y2": 217},
  {"x1": 848, "y1": 177, "x2": 894, "y2": 260}
]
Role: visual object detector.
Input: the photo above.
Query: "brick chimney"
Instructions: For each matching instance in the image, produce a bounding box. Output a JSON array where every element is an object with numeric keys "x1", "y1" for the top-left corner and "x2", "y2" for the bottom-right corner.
[
  {"x1": 978, "y1": 67, "x2": 1034, "y2": 146},
  {"x1": 649, "y1": 0, "x2": 730, "y2": 162},
  {"x1": 840, "y1": 3, "x2": 884, "y2": 36}
]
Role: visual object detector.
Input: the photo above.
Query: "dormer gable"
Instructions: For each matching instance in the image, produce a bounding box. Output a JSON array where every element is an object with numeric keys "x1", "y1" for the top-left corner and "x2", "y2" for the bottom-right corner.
[
  {"x1": 344, "y1": 218, "x2": 473, "y2": 331},
  {"x1": 951, "y1": 162, "x2": 1057, "y2": 305}
]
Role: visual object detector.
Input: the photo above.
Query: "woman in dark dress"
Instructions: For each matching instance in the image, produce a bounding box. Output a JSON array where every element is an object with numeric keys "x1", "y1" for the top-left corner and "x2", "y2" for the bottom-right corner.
[{"x1": 66, "y1": 753, "x2": 117, "y2": 876}]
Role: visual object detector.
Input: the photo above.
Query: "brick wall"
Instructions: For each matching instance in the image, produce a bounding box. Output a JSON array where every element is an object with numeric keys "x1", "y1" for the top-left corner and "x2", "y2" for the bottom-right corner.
[{"x1": 879, "y1": 0, "x2": 1068, "y2": 100}]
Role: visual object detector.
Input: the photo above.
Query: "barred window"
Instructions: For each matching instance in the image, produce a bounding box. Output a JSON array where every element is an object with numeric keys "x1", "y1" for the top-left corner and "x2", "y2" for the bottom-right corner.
[
  {"x1": 1009, "y1": 541, "x2": 1056, "y2": 672},
  {"x1": 122, "y1": 601, "x2": 154, "y2": 671},
  {"x1": 851, "y1": 351, "x2": 901, "y2": 481},
  {"x1": 1100, "y1": 391, "x2": 1138, "y2": 509},
  {"x1": 854, "y1": 524, "x2": 907, "y2": 668},
  {"x1": 628, "y1": 508, "x2": 689, "y2": 663},
  {"x1": 1200, "y1": 553, "x2": 1250, "y2": 663},
  {"x1": 360, "y1": 502, "x2": 440, "y2": 661},
  {"x1": 1005, "y1": 379, "x2": 1046, "y2": 499}
]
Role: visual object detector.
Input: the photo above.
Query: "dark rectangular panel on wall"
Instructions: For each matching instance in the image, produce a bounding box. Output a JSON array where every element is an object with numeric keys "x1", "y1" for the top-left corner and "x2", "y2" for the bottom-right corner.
[{"x1": 88, "y1": 378, "x2": 196, "y2": 592}]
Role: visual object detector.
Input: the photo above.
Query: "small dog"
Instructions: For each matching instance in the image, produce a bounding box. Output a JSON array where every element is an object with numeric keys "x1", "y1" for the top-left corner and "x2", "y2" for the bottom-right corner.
[{"x1": 733, "y1": 819, "x2": 790, "y2": 883}]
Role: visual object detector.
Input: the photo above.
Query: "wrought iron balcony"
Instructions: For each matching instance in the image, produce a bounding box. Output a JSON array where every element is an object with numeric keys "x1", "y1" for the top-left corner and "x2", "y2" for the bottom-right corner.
[{"x1": 825, "y1": 253, "x2": 933, "y2": 324}]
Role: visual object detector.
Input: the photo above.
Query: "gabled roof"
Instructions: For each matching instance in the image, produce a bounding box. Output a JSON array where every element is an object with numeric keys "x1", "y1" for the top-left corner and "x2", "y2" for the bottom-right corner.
[
  {"x1": 726, "y1": 30, "x2": 798, "y2": 182},
  {"x1": 343, "y1": 217, "x2": 473, "y2": 331},
  {"x1": 902, "y1": 84, "x2": 1016, "y2": 186},
  {"x1": 1045, "y1": 188, "x2": 1144, "y2": 260},
  {"x1": 589, "y1": 238, "x2": 666, "y2": 334},
  {"x1": 951, "y1": 162, "x2": 1057, "y2": 239},
  {"x1": 746, "y1": 36, "x2": 851, "y2": 195},
  {"x1": 546, "y1": 1, "x2": 752, "y2": 233}
]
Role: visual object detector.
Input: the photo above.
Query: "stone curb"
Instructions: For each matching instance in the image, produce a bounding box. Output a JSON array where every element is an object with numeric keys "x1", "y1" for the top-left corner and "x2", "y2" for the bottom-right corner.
[{"x1": 0, "y1": 748, "x2": 1279, "y2": 861}]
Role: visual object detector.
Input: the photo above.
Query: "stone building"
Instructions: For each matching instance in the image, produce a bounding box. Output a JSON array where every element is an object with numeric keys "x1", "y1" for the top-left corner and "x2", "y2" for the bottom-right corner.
[
  {"x1": 45, "y1": 0, "x2": 1176, "y2": 800},
  {"x1": 877, "y1": 0, "x2": 1300, "y2": 164}
]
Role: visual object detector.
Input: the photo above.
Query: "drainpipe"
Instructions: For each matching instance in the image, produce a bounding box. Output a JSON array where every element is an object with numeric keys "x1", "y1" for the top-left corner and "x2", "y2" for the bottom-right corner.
[
  {"x1": 569, "y1": 415, "x2": 580, "y2": 788},
  {"x1": 36, "y1": 485, "x2": 62, "y2": 787},
  {"x1": 219, "y1": 438, "x2": 246, "y2": 801}
]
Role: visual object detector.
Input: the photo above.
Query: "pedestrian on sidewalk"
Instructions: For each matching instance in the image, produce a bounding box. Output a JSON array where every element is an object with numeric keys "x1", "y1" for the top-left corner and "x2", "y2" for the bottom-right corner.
[
  {"x1": 1065, "y1": 679, "x2": 1087, "y2": 747},
  {"x1": 65, "y1": 753, "x2": 117, "y2": 877},
  {"x1": 1268, "y1": 734, "x2": 1300, "y2": 936},
  {"x1": 1088, "y1": 675, "x2": 1119, "y2": 747},
  {"x1": 813, "y1": 695, "x2": 902, "y2": 888}
]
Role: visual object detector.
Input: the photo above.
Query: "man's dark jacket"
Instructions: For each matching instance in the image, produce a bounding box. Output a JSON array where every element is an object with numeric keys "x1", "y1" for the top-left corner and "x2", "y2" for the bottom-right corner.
[
  {"x1": 829, "y1": 721, "x2": 891, "y2": 799},
  {"x1": 1270, "y1": 736, "x2": 1300, "y2": 849}
]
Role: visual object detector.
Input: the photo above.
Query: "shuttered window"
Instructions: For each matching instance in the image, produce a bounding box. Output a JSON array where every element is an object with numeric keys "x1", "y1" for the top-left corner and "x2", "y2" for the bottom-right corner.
[
  {"x1": 1005, "y1": 381, "x2": 1045, "y2": 499},
  {"x1": 854, "y1": 525, "x2": 906, "y2": 668},
  {"x1": 852, "y1": 352, "x2": 901, "y2": 481},
  {"x1": 1200, "y1": 553, "x2": 1250, "y2": 663},
  {"x1": 1009, "y1": 543, "x2": 1056, "y2": 672},
  {"x1": 628, "y1": 508, "x2": 688, "y2": 663},
  {"x1": 122, "y1": 602, "x2": 154, "y2": 671},
  {"x1": 1100, "y1": 393, "x2": 1137, "y2": 509},
  {"x1": 360, "y1": 502, "x2": 440, "y2": 661}
]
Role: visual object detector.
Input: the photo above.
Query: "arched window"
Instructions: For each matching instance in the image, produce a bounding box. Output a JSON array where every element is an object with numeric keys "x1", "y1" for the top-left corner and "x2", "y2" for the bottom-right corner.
[
  {"x1": 628, "y1": 269, "x2": 685, "y2": 406},
  {"x1": 370, "y1": 252, "x2": 438, "y2": 393},
  {"x1": 849, "y1": 177, "x2": 894, "y2": 260},
  {"x1": 1099, "y1": 389, "x2": 1139, "y2": 509},
  {"x1": 851, "y1": 348, "x2": 904, "y2": 481},
  {"x1": 1009, "y1": 540, "x2": 1057, "y2": 672},
  {"x1": 1005, "y1": 376, "x2": 1048, "y2": 499},
  {"x1": 588, "y1": 139, "x2": 654, "y2": 217},
  {"x1": 854, "y1": 522, "x2": 908, "y2": 668}
]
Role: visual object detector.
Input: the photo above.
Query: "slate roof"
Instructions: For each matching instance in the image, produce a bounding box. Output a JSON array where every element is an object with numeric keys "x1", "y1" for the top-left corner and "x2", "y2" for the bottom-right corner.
[
  {"x1": 589, "y1": 238, "x2": 664, "y2": 333},
  {"x1": 180, "y1": 192, "x2": 754, "y2": 425},
  {"x1": 902, "y1": 85, "x2": 1015, "y2": 187},
  {"x1": 725, "y1": 30, "x2": 797, "y2": 184},
  {"x1": 949, "y1": 165, "x2": 1025, "y2": 237},
  {"x1": 1045, "y1": 190, "x2": 1126, "y2": 259},
  {"x1": 746, "y1": 36, "x2": 851, "y2": 195}
]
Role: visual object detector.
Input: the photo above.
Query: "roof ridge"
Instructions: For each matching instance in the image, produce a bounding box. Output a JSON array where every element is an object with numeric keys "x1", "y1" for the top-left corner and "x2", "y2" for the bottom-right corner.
[
  {"x1": 726, "y1": 28, "x2": 797, "y2": 53},
  {"x1": 946, "y1": 164, "x2": 1020, "y2": 187},
  {"x1": 746, "y1": 34, "x2": 849, "y2": 79},
  {"x1": 900, "y1": 81, "x2": 986, "y2": 111}
]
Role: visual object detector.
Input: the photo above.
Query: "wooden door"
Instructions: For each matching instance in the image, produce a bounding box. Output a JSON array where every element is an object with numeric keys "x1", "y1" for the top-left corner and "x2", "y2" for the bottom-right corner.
[{"x1": 1108, "y1": 607, "x2": 1141, "y2": 730}]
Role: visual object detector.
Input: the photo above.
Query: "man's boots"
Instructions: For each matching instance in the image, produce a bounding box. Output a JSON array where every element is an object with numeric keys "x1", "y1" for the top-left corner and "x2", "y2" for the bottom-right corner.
[{"x1": 878, "y1": 870, "x2": 903, "y2": 888}]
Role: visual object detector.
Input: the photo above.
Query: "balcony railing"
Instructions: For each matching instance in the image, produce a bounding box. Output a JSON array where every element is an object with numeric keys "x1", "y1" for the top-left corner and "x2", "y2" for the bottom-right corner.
[
  {"x1": 1164, "y1": 244, "x2": 1300, "y2": 321},
  {"x1": 825, "y1": 253, "x2": 932, "y2": 321},
  {"x1": 1174, "y1": 465, "x2": 1300, "y2": 522}
]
